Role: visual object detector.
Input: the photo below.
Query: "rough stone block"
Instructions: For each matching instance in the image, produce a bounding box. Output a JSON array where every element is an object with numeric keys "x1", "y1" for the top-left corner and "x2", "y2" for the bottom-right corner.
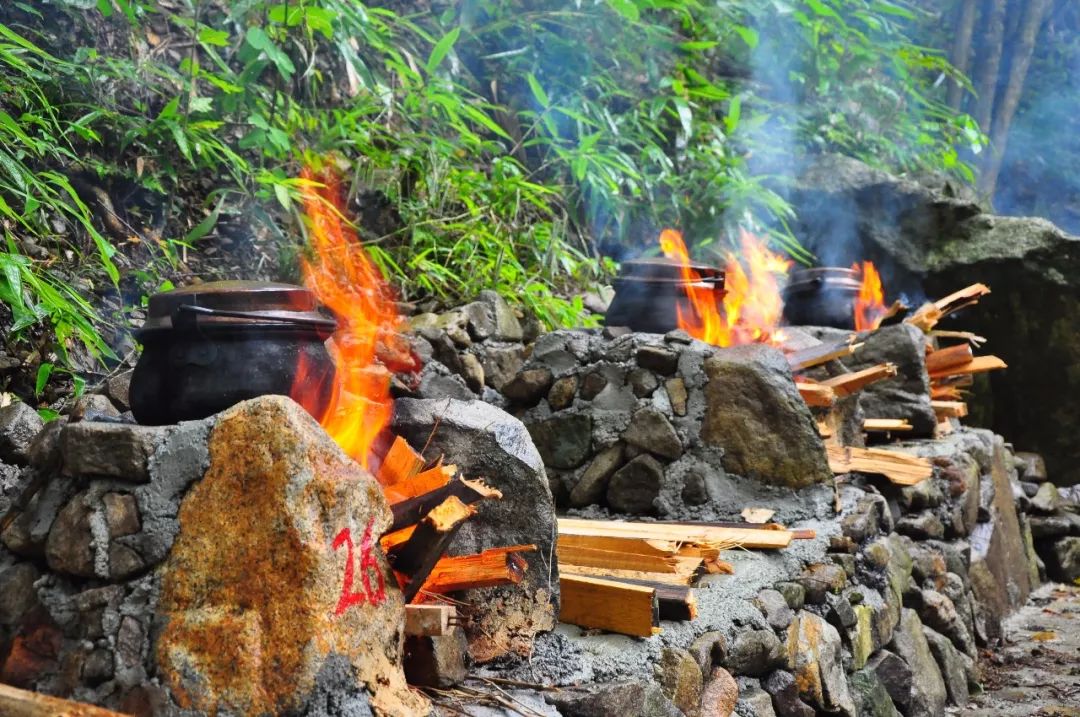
[
  {"x1": 393, "y1": 398, "x2": 557, "y2": 663},
  {"x1": 60, "y1": 422, "x2": 166, "y2": 482},
  {"x1": 700, "y1": 345, "x2": 831, "y2": 488},
  {"x1": 0, "y1": 402, "x2": 45, "y2": 465}
]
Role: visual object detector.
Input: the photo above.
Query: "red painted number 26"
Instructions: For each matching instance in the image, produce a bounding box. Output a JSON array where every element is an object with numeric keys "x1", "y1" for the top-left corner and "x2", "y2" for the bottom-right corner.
[{"x1": 331, "y1": 517, "x2": 386, "y2": 615}]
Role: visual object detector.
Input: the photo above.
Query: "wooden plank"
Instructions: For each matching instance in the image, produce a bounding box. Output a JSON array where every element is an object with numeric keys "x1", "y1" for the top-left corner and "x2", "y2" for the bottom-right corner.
[
  {"x1": 557, "y1": 544, "x2": 682, "y2": 574},
  {"x1": 556, "y1": 533, "x2": 681, "y2": 558},
  {"x1": 786, "y1": 339, "x2": 862, "y2": 371},
  {"x1": 589, "y1": 576, "x2": 699, "y2": 621},
  {"x1": 797, "y1": 381, "x2": 837, "y2": 408},
  {"x1": 389, "y1": 477, "x2": 501, "y2": 533},
  {"x1": 557, "y1": 518, "x2": 793, "y2": 550},
  {"x1": 558, "y1": 574, "x2": 660, "y2": 637},
  {"x1": 559, "y1": 564, "x2": 697, "y2": 586},
  {"x1": 0, "y1": 683, "x2": 129, "y2": 717},
  {"x1": 863, "y1": 418, "x2": 913, "y2": 432},
  {"x1": 827, "y1": 445, "x2": 932, "y2": 486},
  {"x1": 924, "y1": 344, "x2": 974, "y2": 374},
  {"x1": 821, "y1": 363, "x2": 898, "y2": 397},
  {"x1": 390, "y1": 496, "x2": 476, "y2": 602},
  {"x1": 379, "y1": 435, "x2": 425, "y2": 486},
  {"x1": 931, "y1": 400, "x2": 968, "y2": 418},
  {"x1": 928, "y1": 355, "x2": 1007, "y2": 380},
  {"x1": 405, "y1": 604, "x2": 455, "y2": 636},
  {"x1": 420, "y1": 546, "x2": 533, "y2": 594}
]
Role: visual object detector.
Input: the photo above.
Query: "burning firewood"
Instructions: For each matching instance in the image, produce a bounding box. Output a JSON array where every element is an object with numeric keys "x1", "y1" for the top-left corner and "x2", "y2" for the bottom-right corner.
[
  {"x1": 384, "y1": 459, "x2": 458, "y2": 503},
  {"x1": 390, "y1": 496, "x2": 476, "y2": 601},
  {"x1": 388, "y1": 477, "x2": 502, "y2": 533},
  {"x1": 418, "y1": 546, "x2": 534, "y2": 595},
  {"x1": 558, "y1": 575, "x2": 661, "y2": 637},
  {"x1": 379, "y1": 435, "x2": 426, "y2": 486},
  {"x1": 820, "y1": 363, "x2": 898, "y2": 397},
  {"x1": 826, "y1": 445, "x2": 932, "y2": 486}
]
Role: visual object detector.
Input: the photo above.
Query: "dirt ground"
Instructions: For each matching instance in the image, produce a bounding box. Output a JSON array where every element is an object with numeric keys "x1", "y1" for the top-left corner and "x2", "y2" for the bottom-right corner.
[{"x1": 961, "y1": 583, "x2": 1080, "y2": 715}]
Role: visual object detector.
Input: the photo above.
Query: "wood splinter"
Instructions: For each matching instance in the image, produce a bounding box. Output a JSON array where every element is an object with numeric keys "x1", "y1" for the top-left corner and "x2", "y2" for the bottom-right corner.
[
  {"x1": 786, "y1": 338, "x2": 863, "y2": 371},
  {"x1": 797, "y1": 381, "x2": 837, "y2": 408},
  {"x1": 391, "y1": 496, "x2": 476, "y2": 602}
]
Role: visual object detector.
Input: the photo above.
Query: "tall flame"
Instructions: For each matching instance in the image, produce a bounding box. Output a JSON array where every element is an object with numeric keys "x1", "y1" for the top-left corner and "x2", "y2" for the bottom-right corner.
[
  {"x1": 659, "y1": 228, "x2": 791, "y2": 347},
  {"x1": 296, "y1": 166, "x2": 403, "y2": 469},
  {"x1": 853, "y1": 260, "x2": 887, "y2": 332}
]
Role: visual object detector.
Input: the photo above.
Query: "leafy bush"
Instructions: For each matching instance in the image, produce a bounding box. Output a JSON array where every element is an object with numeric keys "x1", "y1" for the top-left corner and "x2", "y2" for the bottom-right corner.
[{"x1": 0, "y1": 0, "x2": 980, "y2": 394}]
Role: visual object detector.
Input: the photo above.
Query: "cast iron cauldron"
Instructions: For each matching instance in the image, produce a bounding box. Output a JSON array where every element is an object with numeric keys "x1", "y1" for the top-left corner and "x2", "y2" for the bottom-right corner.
[
  {"x1": 130, "y1": 280, "x2": 337, "y2": 425},
  {"x1": 605, "y1": 258, "x2": 726, "y2": 334},
  {"x1": 781, "y1": 267, "x2": 860, "y2": 330}
]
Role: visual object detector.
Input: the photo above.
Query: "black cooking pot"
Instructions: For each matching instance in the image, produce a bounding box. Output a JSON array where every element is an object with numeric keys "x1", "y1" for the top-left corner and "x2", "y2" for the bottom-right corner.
[
  {"x1": 605, "y1": 258, "x2": 726, "y2": 334},
  {"x1": 130, "y1": 280, "x2": 338, "y2": 425},
  {"x1": 781, "y1": 267, "x2": 860, "y2": 330}
]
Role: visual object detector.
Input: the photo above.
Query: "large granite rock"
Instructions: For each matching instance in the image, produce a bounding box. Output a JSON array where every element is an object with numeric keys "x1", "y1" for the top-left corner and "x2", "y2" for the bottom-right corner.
[
  {"x1": 156, "y1": 396, "x2": 423, "y2": 715},
  {"x1": 392, "y1": 398, "x2": 557, "y2": 662},
  {"x1": 700, "y1": 345, "x2": 831, "y2": 487}
]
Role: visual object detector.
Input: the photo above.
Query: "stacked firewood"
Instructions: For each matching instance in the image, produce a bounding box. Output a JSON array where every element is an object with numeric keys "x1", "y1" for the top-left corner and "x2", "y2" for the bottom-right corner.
[
  {"x1": 788, "y1": 282, "x2": 1006, "y2": 487},
  {"x1": 554, "y1": 518, "x2": 810, "y2": 637},
  {"x1": 909, "y1": 284, "x2": 1007, "y2": 434},
  {"x1": 375, "y1": 437, "x2": 536, "y2": 612}
]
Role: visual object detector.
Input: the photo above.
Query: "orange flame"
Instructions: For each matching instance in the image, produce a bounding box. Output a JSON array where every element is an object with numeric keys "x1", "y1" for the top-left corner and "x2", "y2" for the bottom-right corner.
[
  {"x1": 659, "y1": 228, "x2": 791, "y2": 347},
  {"x1": 295, "y1": 166, "x2": 403, "y2": 470},
  {"x1": 853, "y1": 260, "x2": 887, "y2": 332}
]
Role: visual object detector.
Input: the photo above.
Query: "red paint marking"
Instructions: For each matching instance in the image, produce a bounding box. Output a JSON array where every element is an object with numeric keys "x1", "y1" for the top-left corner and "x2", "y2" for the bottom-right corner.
[
  {"x1": 358, "y1": 517, "x2": 386, "y2": 604},
  {"x1": 332, "y1": 517, "x2": 386, "y2": 616}
]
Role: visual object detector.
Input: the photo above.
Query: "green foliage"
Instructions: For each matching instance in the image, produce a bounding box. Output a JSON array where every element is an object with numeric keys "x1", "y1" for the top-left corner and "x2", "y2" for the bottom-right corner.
[{"x1": 0, "y1": 0, "x2": 982, "y2": 396}]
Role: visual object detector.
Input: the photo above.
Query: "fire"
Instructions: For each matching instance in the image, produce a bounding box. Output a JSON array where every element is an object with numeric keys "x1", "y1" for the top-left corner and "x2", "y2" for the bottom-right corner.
[
  {"x1": 853, "y1": 260, "x2": 887, "y2": 332},
  {"x1": 659, "y1": 228, "x2": 791, "y2": 347},
  {"x1": 294, "y1": 165, "x2": 403, "y2": 470}
]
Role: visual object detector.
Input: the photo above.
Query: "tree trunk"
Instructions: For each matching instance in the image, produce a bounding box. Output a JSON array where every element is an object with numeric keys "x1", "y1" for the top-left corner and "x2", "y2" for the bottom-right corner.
[
  {"x1": 972, "y1": 0, "x2": 1007, "y2": 131},
  {"x1": 979, "y1": 0, "x2": 1051, "y2": 196},
  {"x1": 948, "y1": 0, "x2": 979, "y2": 109}
]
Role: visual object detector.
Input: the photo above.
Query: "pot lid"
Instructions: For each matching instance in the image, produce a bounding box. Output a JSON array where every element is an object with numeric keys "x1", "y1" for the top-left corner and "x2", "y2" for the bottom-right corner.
[
  {"x1": 617, "y1": 258, "x2": 724, "y2": 284},
  {"x1": 142, "y1": 280, "x2": 338, "y2": 333}
]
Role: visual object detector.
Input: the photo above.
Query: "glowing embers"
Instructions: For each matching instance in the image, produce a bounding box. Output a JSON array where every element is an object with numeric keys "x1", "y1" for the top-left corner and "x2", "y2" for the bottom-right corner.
[
  {"x1": 293, "y1": 165, "x2": 417, "y2": 470},
  {"x1": 659, "y1": 228, "x2": 791, "y2": 347}
]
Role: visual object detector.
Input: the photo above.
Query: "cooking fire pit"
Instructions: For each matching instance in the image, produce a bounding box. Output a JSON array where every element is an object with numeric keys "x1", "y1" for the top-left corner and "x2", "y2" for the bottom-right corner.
[
  {"x1": 605, "y1": 258, "x2": 725, "y2": 334},
  {"x1": 129, "y1": 280, "x2": 338, "y2": 425},
  {"x1": 781, "y1": 266, "x2": 861, "y2": 330}
]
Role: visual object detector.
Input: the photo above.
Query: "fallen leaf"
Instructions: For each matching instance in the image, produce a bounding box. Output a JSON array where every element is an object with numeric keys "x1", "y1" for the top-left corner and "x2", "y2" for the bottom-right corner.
[{"x1": 1031, "y1": 630, "x2": 1057, "y2": 642}]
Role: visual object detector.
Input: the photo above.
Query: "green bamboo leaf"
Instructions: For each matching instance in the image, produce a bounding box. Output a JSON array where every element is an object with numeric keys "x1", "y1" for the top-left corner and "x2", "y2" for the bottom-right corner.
[
  {"x1": 526, "y1": 73, "x2": 550, "y2": 108},
  {"x1": 607, "y1": 0, "x2": 640, "y2": 22},
  {"x1": 184, "y1": 196, "x2": 225, "y2": 244},
  {"x1": 425, "y1": 26, "x2": 460, "y2": 76},
  {"x1": 35, "y1": 362, "x2": 53, "y2": 396}
]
